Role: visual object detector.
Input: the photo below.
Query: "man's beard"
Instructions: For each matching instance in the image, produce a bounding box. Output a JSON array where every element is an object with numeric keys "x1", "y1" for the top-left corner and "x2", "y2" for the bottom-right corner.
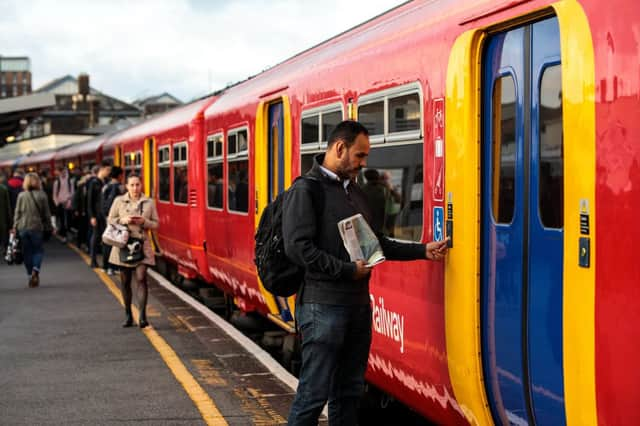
[{"x1": 336, "y1": 158, "x2": 359, "y2": 180}]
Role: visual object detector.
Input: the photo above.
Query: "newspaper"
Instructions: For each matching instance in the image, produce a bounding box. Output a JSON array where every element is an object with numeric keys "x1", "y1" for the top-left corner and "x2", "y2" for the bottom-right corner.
[{"x1": 337, "y1": 213, "x2": 386, "y2": 267}]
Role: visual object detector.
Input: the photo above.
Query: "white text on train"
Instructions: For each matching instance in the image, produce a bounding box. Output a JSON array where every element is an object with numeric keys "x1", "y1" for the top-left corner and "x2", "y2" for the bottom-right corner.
[{"x1": 370, "y1": 295, "x2": 405, "y2": 354}]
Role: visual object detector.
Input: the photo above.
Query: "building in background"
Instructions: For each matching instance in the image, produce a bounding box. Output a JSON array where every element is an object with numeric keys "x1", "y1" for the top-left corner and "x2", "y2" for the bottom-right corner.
[
  {"x1": 133, "y1": 92, "x2": 182, "y2": 117},
  {"x1": 22, "y1": 73, "x2": 142, "y2": 139},
  {"x1": 0, "y1": 73, "x2": 141, "y2": 162},
  {"x1": 0, "y1": 56, "x2": 32, "y2": 99}
]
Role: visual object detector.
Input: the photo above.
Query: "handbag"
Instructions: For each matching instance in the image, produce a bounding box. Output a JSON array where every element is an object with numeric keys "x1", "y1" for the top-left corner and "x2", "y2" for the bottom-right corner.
[
  {"x1": 118, "y1": 200, "x2": 146, "y2": 264},
  {"x1": 102, "y1": 223, "x2": 129, "y2": 248},
  {"x1": 119, "y1": 237, "x2": 145, "y2": 264},
  {"x1": 29, "y1": 191, "x2": 53, "y2": 242},
  {"x1": 4, "y1": 232, "x2": 23, "y2": 265}
]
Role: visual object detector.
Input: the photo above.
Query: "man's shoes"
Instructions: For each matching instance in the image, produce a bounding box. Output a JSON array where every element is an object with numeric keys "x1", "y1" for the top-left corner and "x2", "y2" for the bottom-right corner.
[
  {"x1": 31, "y1": 270, "x2": 39, "y2": 287},
  {"x1": 90, "y1": 261, "x2": 98, "y2": 268},
  {"x1": 138, "y1": 318, "x2": 149, "y2": 329},
  {"x1": 107, "y1": 268, "x2": 115, "y2": 276},
  {"x1": 60, "y1": 237, "x2": 67, "y2": 244}
]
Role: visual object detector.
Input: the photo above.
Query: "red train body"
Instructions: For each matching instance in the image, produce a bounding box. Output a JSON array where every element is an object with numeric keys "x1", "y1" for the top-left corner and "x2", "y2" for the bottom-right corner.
[{"x1": 5, "y1": 1, "x2": 639, "y2": 424}]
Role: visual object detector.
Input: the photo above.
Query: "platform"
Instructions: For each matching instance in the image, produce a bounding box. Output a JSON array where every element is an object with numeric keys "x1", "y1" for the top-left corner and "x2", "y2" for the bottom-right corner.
[{"x1": 0, "y1": 241, "x2": 300, "y2": 425}]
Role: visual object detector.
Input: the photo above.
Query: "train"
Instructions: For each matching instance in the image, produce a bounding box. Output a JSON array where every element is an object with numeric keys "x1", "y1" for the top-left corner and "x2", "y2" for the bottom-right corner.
[{"x1": 2, "y1": 0, "x2": 639, "y2": 424}]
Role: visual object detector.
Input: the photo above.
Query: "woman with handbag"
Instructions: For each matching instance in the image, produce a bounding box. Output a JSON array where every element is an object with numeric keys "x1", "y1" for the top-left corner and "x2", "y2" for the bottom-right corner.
[
  {"x1": 107, "y1": 174, "x2": 159, "y2": 328},
  {"x1": 12, "y1": 173, "x2": 53, "y2": 288}
]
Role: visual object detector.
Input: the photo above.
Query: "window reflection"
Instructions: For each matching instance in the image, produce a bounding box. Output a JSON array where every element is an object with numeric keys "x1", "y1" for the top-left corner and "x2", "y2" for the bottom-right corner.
[
  {"x1": 539, "y1": 64, "x2": 563, "y2": 228},
  {"x1": 358, "y1": 143, "x2": 423, "y2": 241},
  {"x1": 492, "y1": 75, "x2": 516, "y2": 224}
]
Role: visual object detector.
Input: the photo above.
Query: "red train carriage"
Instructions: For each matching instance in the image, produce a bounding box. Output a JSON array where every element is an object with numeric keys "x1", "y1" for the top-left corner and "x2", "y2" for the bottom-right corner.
[
  {"x1": 17, "y1": 148, "x2": 58, "y2": 176},
  {"x1": 104, "y1": 96, "x2": 218, "y2": 282},
  {"x1": 53, "y1": 131, "x2": 116, "y2": 172},
  {"x1": 198, "y1": 0, "x2": 640, "y2": 423}
]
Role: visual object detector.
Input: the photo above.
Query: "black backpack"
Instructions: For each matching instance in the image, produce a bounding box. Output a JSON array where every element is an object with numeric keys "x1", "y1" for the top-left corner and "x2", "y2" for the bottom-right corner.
[{"x1": 254, "y1": 176, "x2": 323, "y2": 297}]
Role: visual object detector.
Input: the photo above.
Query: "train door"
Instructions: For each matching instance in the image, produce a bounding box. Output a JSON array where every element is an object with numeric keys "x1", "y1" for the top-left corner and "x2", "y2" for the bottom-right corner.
[
  {"x1": 268, "y1": 102, "x2": 285, "y2": 203},
  {"x1": 481, "y1": 17, "x2": 565, "y2": 426},
  {"x1": 267, "y1": 101, "x2": 293, "y2": 321},
  {"x1": 144, "y1": 137, "x2": 155, "y2": 197}
]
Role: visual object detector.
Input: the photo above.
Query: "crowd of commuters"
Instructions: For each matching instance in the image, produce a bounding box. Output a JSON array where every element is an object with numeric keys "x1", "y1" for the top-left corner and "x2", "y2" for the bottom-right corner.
[{"x1": 1, "y1": 161, "x2": 126, "y2": 284}]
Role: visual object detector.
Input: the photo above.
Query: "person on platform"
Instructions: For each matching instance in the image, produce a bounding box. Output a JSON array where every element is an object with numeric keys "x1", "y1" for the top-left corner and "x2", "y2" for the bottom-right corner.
[
  {"x1": 12, "y1": 173, "x2": 53, "y2": 288},
  {"x1": 282, "y1": 120, "x2": 449, "y2": 425},
  {"x1": 101, "y1": 166, "x2": 124, "y2": 275},
  {"x1": 0, "y1": 171, "x2": 11, "y2": 254},
  {"x1": 87, "y1": 162, "x2": 111, "y2": 269},
  {"x1": 52, "y1": 166, "x2": 74, "y2": 244},
  {"x1": 107, "y1": 174, "x2": 159, "y2": 328},
  {"x1": 7, "y1": 168, "x2": 24, "y2": 213}
]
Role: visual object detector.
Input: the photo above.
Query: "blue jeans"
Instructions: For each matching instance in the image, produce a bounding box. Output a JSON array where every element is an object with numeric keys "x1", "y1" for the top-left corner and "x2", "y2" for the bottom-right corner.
[
  {"x1": 288, "y1": 303, "x2": 372, "y2": 426},
  {"x1": 19, "y1": 230, "x2": 44, "y2": 276}
]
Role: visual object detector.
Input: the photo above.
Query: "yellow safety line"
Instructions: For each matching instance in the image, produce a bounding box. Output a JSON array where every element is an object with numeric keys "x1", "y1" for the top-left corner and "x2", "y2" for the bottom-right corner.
[{"x1": 67, "y1": 244, "x2": 228, "y2": 426}]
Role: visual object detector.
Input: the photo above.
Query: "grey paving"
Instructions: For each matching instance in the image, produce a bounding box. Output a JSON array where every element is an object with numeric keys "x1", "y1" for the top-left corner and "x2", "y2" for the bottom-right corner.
[{"x1": 0, "y1": 241, "x2": 205, "y2": 425}]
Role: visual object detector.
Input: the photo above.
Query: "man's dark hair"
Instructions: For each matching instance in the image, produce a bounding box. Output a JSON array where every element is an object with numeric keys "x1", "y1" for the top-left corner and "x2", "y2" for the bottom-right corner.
[
  {"x1": 101, "y1": 160, "x2": 112, "y2": 168},
  {"x1": 110, "y1": 166, "x2": 123, "y2": 179},
  {"x1": 327, "y1": 120, "x2": 369, "y2": 148},
  {"x1": 126, "y1": 173, "x2": 141, "y2": 183}
]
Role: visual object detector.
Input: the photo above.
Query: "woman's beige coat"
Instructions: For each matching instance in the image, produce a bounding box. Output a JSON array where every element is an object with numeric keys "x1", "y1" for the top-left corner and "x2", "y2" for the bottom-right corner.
[{"x1": 107, "y1": 193, "x2": 159, "y2": 267}]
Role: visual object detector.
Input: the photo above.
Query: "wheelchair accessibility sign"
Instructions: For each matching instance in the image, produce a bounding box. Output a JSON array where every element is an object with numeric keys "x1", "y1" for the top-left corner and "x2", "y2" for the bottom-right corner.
[{"x1": 433, "y1": 207, "x2": 444, "y2": 241}]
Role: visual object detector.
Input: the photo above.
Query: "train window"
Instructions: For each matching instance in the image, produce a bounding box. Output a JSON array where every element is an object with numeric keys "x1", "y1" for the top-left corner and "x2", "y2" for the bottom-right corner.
[
  {"x1": 228, "y1": 133, "x2": 237, "y2": 155},
  {"x1": 237, "y1": 130, "x2": 248, "y2": 153},
  {"x1": 300, "y1": 104, "x2": 344, "y2": 173},
  {"x1": 206, "y1": 134, "x2": 223, "y2": 210},
  {"x1": 124, "y1": 150, "x2": 142, "y2": 181},
  {"x1": 322, "y1": 110, "x2": 342, "y2": 141},
  {"x1": 492, "y1": 75, "x2": 516, "y2": 224},
  {"x1": 228, "y1": 127, "x2": 249, "y2": 213},
  {"x1": 358, "y1": 100, "x2": 384, "y2": 136},
  {"x1": 173, "y1": 142, "x2": 188, "y2": 205},
  {"x1": 389, "y1": 93, "x2": 421, "y2": 133},
  {"x1": 358, "y1": 83, "x2": 422, "y2": 142},
  {"x1": 358, "y1": 142, "x2": 424, "y2": 241},
  {"x1": 302, "y1": 115, "x2": 319, "y2": 145},
  {"x1": 538, "y1": 64, "x2": 563, "y2": 228},
  {"x1": 158, "y1": 146, "x2": 170, "y2": 202}
]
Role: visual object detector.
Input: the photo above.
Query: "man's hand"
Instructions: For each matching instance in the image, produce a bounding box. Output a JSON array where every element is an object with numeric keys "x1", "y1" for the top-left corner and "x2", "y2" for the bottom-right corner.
[
  {"x1": 426, "y1": 238, "x2": 449, "y2": 261},
  {"x1": 90, "y1": 217, "x2": 97, "y2": 227},
  {"x1": 353, "y1": 260, "x2": 372, "y2": 280}
]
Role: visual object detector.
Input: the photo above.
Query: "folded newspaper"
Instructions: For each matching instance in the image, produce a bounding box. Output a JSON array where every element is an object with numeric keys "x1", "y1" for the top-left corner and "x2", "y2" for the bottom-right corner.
[{"x1": 337, "y1": 213, "x2": 386, "y2": 267}]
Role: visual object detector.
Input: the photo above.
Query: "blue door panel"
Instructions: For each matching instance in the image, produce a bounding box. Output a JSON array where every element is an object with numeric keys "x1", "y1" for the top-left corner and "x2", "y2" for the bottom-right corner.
[
  {"x1": 481, "y1": 16, "x2": 566, "y2": 426},
  {"x1": 482, "y1": 27, "x2": 531, "y2": 425},
  {"x1": 268, "y1": 103, "x2": 285, "y2": 201},
  {"x1": 528, "y1": 18, "x2": 565, "y2": 426}
]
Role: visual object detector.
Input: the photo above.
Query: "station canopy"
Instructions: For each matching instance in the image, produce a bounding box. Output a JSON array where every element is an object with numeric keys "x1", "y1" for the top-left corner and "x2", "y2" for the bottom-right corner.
[{"x1": 0, "y1": 93, "x2": 55, "y2": 147}]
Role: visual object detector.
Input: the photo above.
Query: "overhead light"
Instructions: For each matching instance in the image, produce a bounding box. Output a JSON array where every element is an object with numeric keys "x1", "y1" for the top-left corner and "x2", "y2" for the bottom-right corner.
[
  {"x1": 68, "y1": 162, "x2": 75, "y2": 170},
  {"x1": 5, "y1": 135, "x2": 15, "y2": 143}
]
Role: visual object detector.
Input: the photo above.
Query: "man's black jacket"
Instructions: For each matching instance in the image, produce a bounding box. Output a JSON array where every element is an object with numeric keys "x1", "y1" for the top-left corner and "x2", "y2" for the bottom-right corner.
[
  {"x1": 282, "y1": 154, "x2": 426, "y2": 305},
  {"x1": 86, "y1": 176, "x2": 104, "y2": 220}
]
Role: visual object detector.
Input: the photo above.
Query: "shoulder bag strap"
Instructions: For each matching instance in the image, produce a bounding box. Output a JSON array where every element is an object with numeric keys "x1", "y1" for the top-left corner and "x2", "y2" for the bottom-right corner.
[{"x1": 28, "y1": 191, "x2": 47, "y2": 229}]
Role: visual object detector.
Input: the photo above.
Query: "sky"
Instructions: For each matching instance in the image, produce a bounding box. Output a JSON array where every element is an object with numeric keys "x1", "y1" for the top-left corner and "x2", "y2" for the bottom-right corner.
[{"x1": 1, "y1": 0, "x2": 405, "y2": 104}]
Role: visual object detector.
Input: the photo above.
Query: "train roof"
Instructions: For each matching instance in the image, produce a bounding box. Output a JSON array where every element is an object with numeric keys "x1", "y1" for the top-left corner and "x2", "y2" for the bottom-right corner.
[
  {"x1": 54, "y1": 131, "x2": 116, "y2": 160},
  {"x1": 20, "y1": 147, "x2": 62, "y2": 166},
  {"x1": 104, "y1": 96, "x2": 217, "y2": 147}
]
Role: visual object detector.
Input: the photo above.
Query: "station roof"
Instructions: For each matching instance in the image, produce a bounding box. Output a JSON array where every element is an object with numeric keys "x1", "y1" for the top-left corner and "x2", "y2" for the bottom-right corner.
[{"x1": 0, "y1": 93, "x2": 56, "y2": 146}]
